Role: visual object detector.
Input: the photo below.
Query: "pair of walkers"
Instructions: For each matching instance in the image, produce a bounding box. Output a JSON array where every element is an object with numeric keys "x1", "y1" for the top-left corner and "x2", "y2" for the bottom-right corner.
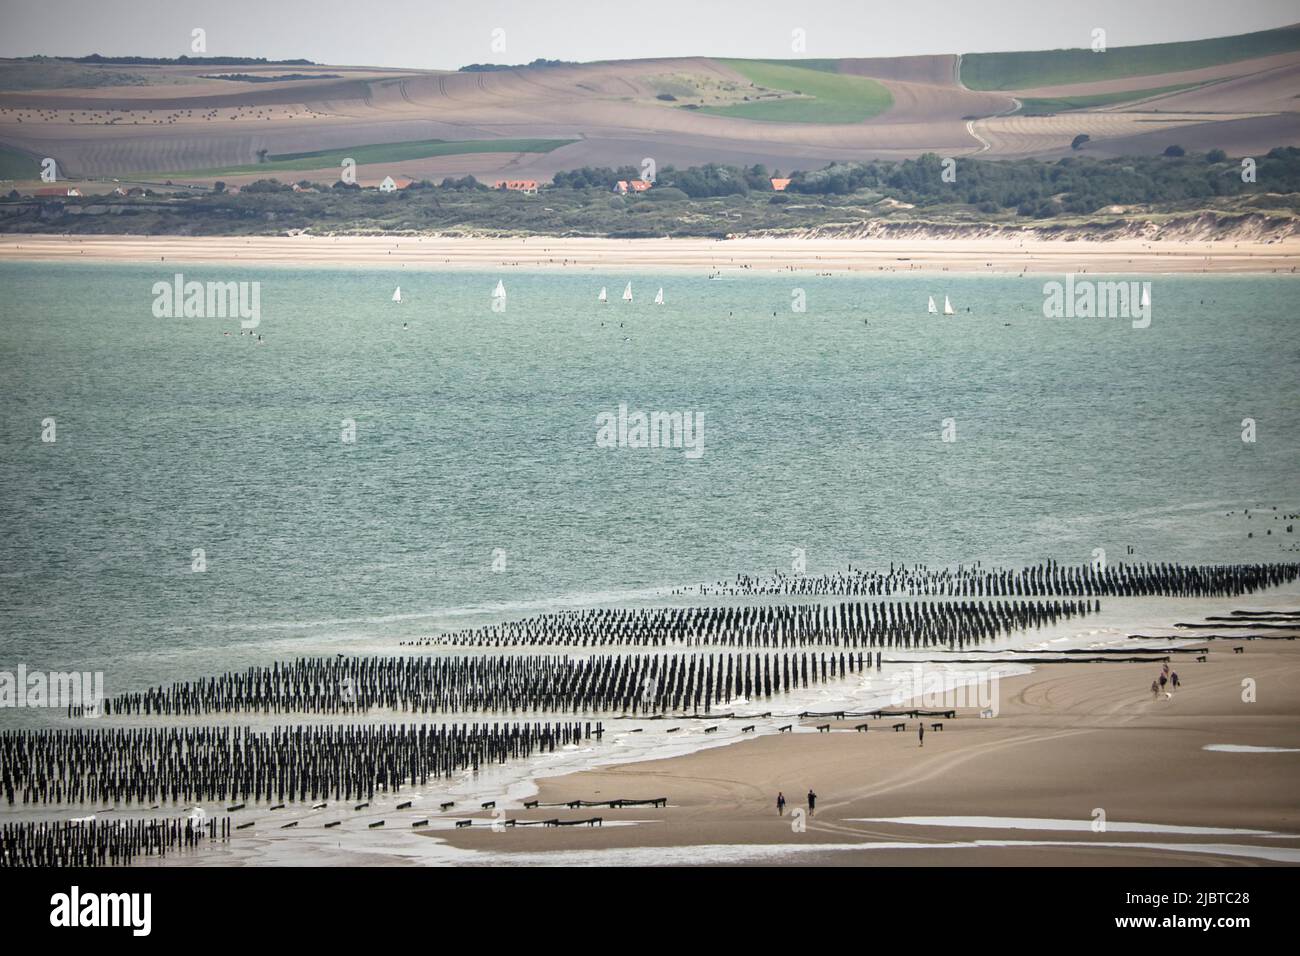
[{"x1": 776, "y1": 790, "x2": 815, "y2": 815}]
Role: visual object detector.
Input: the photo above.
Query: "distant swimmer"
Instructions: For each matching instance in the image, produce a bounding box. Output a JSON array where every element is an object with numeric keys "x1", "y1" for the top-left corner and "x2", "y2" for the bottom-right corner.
[{"x1": 403, "y1": 322, "x2": 408, "y2": 330}]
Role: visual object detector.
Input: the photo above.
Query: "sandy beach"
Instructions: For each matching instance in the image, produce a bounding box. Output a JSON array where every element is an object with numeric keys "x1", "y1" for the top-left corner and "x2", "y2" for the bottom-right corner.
[
  {"x1": 2, "y1": 234, "x2": 1299, "y2": 274},
  {"x1": 435, "y1": 635, "x2": 1300, "y2": 865}
]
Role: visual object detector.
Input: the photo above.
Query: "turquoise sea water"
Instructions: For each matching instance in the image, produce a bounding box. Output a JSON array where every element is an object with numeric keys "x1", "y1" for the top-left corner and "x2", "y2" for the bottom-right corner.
[{"x1": 0, "y1": 262, "x2": 1297, "y2": 694}]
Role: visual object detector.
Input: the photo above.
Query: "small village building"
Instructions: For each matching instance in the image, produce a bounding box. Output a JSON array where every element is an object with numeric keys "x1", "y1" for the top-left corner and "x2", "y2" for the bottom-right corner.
[
  {"x1": 494, "y1": 180, "x2": 539, "y2": 194},
  {"x1": 613, "y1": 179, "x2": 652, "y2": 195}
]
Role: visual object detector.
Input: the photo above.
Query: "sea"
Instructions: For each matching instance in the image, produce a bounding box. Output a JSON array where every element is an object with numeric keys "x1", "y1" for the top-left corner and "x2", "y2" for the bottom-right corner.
[
  {"x1": 2, "y1": 260, "x2": 1299, "y2": 862},
  {"x1": 1, "y1": 261, "x2": 1297, "y2": 691}
]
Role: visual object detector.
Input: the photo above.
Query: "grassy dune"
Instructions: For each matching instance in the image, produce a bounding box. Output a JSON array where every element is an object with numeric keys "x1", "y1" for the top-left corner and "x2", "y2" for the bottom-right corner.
[
  {"x1": 700, "y1": 59, "x2": 892, "y2": 123},
  {"x1": 962, "y1": 23, "x2": 1300, "y2": 90},
  {"x1": 149, "y1": 138, "x2": 577, "y2": 180}
]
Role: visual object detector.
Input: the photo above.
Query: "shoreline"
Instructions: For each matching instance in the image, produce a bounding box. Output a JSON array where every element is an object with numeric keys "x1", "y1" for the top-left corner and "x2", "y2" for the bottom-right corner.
[
  {"x1": 431, "y1": 626, "x2": 1300, "y2": 866},
  {"x1": 2, "y1": 589, "x2": 1297, "y2": 866},
  {"x1": 3, "y1": 234, "x2": 1300, "y2": 274}
]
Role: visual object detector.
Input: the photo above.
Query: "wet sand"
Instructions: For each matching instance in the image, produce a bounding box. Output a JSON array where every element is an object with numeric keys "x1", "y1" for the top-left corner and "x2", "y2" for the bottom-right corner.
[
  {"x1": 2, "y1": 234, "x2": 1299, "y2": 274},
  {"x1": 435, "y1": 636, "x2": 1300, "y2": 865}
]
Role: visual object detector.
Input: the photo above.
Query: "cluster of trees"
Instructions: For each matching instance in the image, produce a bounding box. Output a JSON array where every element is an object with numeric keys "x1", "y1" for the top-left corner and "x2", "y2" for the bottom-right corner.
[
  {"x1": 552, "y1": 163, "x2": 780, "y2": 198},
  {"x1": 157, "y1": 147, "x2": 1300, "y2": 225},
  {"x1": 532, "y1": 149, "x2": 1300, "y2": 216},
  {"x1": 197, "y1": 73, "x2": 341, "y2": 83},
  {"x1": 785, "y1": 148, "x2": 1300, "y2": 216},
  {"x1": 239, "y1": 176, "x2": 489, "y2": 194},
  {"x1": 666, "y1": 163, "x2": 776, "y2": 198},
  {"x1": 433, "y1": 175, "x2": 487, "y2": 191},
  {"x1": 241, "y1": 179, "x2": 292, "y2": 194},
  {"x1": 459, "y1": 58, "x2": 575, "y2": 72},
  {"x1": 552, "y1": 165, "x2": 644, "y2": 189},
  {"x1": 63, "y1": 55, "x2": 317, "y2": 65}
]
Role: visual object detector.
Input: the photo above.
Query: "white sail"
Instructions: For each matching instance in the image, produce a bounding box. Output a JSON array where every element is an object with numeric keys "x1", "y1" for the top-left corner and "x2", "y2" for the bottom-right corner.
[
  {"x1": 392, "y1": 287, "x2": 402, "y2": 303},
  {"x1": 598, "y1": 287, "x2": 607, "y2": 302},
  {"x1": 943, "y1": 295, "x2": 954, "y2": 315},
  {"x1": 927, "y1": 296, "x2": 937, "y2": 314},
  {"x1": 492, "y1": 279, "x2": 506, "y2": 299},
  {"x1": 654, "y1": 288, "x2": 664, "y2": 305},
  {"x1": 623, "y1": 282, "x2": 633, "y2": 302},
  {"x1": 1141, "y1": 286, "x2": 1150, "y2": 307}
]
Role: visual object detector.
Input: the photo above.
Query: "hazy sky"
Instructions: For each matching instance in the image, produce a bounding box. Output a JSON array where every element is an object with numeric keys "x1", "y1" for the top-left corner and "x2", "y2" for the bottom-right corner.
[{"x1": 2, "y1": 0, "x2": 1296, "y2": 69}]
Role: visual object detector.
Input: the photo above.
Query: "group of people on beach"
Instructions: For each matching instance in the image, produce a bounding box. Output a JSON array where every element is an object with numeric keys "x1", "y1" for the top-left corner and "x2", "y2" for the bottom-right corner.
[{"x1": 1151, "y1": 662, "x2": 1181, "y2": 700}]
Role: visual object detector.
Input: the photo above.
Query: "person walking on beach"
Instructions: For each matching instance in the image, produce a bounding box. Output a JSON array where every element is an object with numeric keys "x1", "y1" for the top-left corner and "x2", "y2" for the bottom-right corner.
[
  {"x1": 807, "y1": 789, "x2": 816, "y2": 814},
  {"x1": 1171, "y1": 671, "x2": 1180, "y2": 691},
  {"x1": 1151, "y1": 679, "x2": 1160, "y2": 700},
  {"x1": 1158, "y1": 672, "x2": 1168, "y2": 693},
  {"x1": 918, "y1": 722, "x2": 925, "y2": 747},
  {"x1": 777, "y1": 792, "x2": 786, "y2": 816}
]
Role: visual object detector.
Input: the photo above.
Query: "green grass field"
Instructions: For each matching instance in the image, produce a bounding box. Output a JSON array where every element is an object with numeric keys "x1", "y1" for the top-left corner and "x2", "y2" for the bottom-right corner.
[
  {"x1": 1017, "y1": 80, "x2": 1218, "y2": 114},
  {"x1": 699, "y1": 59, "x2": 892, "y2": 123},
  {"x1": 0, "y1": 145, "x2": 40, "y2": 180},
  {"x1": 962, "y1": 23, "x2": 1300, "y2": 91},
  {"x1": 149, "y1": 138, "x2": 576, "y2": 180}
]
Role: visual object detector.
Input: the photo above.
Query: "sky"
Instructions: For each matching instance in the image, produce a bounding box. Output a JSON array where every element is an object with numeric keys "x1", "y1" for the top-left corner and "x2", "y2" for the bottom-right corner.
[{"x1": 1, "y1": 0, "x2": 1297, "y2": 69}]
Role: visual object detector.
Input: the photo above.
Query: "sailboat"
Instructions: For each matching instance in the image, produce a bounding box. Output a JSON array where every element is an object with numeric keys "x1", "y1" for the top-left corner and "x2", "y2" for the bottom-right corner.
[
  {"x1": 392, "y1": 287, "x2": 402, "y2": 303},
  {"x1": 1141, "y1": 286, "x2": 1150, "y2": 308},
  {"x1": 943, "y1": 295, "x2": 954, "y2": 315},
  {"x1": 622, "y1": 282, "x2": 633, "y2": 302},
  {"x1": 654, "y1": 288, "x2": 664, "y2": 305},
  {"x1": 598, "y1": 287, "x2": 607, "y2": 303},
  {"x1": 492, "y1": 279, "x2": 506, "y2": 299},
  {"x1": 927, "y1": 296, "x2": 937, "y2": 314}
]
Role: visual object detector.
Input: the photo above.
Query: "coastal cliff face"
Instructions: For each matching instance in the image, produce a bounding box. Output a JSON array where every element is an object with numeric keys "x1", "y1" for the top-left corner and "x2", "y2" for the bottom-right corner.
[{"x1": 743, "y1": 211, "x2": 1300, "y2": 243}]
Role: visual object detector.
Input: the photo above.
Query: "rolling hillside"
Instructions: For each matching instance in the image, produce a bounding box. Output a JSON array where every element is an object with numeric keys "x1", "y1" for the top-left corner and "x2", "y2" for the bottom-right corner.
[
  {"x1": 0, "y1": 24, "x2": 1296, "y2": 189},
  {"x1": 961, "y1": 23, "x2": 1300, "y2": 89}
]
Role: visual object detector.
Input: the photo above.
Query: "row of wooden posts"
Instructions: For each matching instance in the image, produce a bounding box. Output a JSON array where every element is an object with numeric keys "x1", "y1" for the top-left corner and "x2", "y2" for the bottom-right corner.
[
  {"x1": 2, "y1": 722, "x2": 599, "y2": 807},
  {"x1": 697, "y1": 560, "x2": 1300, "y2": 599},
  {"x1": 410, "y1": 598, "x2": 1093, "y2": 649},
  {"x1": 1, "y1": 815, "x2": 229, "y2": 868},
  {"x1": 89, "y1": 651, "x2": 875, "y2": 717}
]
